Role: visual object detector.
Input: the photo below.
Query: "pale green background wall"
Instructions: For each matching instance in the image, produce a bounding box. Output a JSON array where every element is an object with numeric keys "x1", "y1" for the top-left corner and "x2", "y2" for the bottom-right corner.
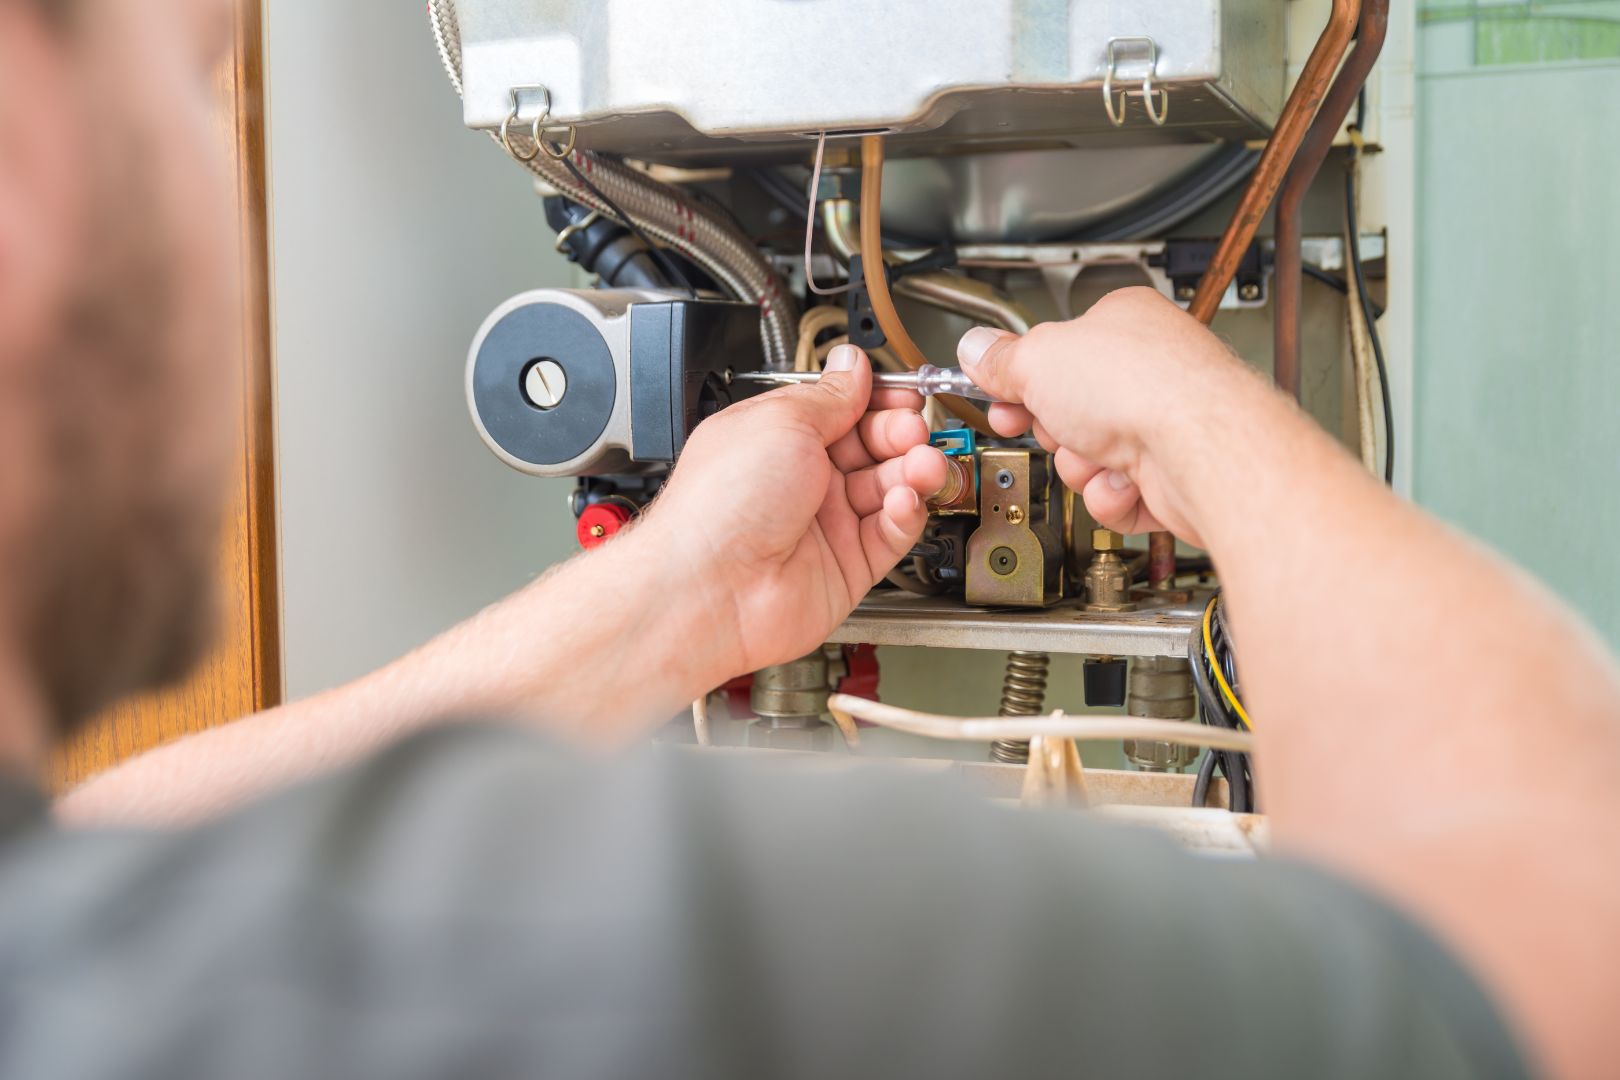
[{"x1": 1414, "y1": 1, "x2": 1620, "y2": 646}]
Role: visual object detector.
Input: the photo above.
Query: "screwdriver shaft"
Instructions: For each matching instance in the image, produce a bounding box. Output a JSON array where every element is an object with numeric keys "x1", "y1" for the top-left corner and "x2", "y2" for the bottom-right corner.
[{"x1": 731, "y1": 367, "x2": 1001, "y2": 403}]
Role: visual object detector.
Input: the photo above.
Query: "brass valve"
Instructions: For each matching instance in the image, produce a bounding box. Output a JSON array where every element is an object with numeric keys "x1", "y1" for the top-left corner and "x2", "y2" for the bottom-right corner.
[{"x1": 1083, "y1": 529, "x2": 1135, "y2": 612}]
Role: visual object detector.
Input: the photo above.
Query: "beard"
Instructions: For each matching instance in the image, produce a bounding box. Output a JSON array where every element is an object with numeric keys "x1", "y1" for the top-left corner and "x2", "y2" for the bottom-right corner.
[{"x1": 15, "y1": 115, "x2": 232, "y2": 738}]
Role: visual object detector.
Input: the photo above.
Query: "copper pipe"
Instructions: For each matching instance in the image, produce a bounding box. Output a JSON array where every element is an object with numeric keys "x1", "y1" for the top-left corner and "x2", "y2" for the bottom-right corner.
[
  {"x1": 1148, "y1": 530, "x2": 1177, "y2": 589},
  {"x1": 1163, "y1": 0, "x2": 1364, "y2": 573},
  {"x1": 1274, "y1": 0, "x2": 1389, "y2": 401},
  {"x1": 1187, "y1": 0, "x2": 1362, "y2": 325},
  {"x1": 859, "y1": 136, "x2": 993, "y2": 434}
]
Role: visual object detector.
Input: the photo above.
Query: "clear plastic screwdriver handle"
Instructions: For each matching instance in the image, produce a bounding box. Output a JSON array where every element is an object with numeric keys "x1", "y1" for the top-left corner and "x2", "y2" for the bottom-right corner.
[
  {"x1": 872, "y1": 364, "x2": 1001, "y2": 402},
  {"x1": 730, "y1": 366, "x2": 1002, "y2": 402}
]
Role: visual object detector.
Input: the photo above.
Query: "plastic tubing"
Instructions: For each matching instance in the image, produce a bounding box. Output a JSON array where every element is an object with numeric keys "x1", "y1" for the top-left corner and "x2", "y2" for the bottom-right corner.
[{"x1": 859, "y1": 135, "x2": 993, "y2": 434}]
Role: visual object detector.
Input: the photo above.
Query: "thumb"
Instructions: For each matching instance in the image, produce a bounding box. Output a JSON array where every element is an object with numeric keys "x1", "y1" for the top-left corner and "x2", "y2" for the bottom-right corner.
[
  {"x1": 956, "y1": 326, "x2": 1027, "y2": 403},
  {"x1": 789, "y1": 342, "x2": 871, "y2": 447}
]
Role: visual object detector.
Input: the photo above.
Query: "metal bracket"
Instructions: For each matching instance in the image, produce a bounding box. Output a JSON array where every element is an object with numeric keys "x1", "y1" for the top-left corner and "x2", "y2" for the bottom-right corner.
[
  {"x1": 1103, "y1": 37, "x2": 1169, "y2": 128},
  {"x1": 500, "y1": 84, "x2": 577, "y2": 162}
]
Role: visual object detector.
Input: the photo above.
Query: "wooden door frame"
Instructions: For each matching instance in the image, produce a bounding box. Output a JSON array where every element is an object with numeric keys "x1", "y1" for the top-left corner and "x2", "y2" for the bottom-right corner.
[{"x1": 54, "y1": 0, "x2": 280, "y2": 786}]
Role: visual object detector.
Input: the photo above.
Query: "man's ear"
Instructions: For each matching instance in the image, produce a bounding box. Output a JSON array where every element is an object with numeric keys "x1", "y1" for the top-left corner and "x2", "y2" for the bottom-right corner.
[{"x1": 0, "y1": 2, "x2": 88, "y2": 359}]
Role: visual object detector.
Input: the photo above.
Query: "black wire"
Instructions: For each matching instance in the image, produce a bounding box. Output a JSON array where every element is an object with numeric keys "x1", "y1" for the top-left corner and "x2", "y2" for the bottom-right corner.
[
  {"x1": 1188, "y1": 616, "x2": 1252, "y2": 813},
  {"x1": 1345, "y1": 166, "x2": 1394, "y2": 485},
  {"x1": 557, "y1": 152, "x2": 699, "y2": 300},
  {"x1": 1212, "y1": 603, "x2": 1241, "y2": 698},
  {"x1": 748, "y1": 143, "x2": 1256, "y2": 249},
  {"x1": 1193, "y1": 749, "x2": 1217, "y2": 809},
  {"x1": 1302, "y1": 263, "x2": 1386, "y2": 320},
  {"x1": 1218, "y1": 757, "x2": 1244, "y2": 816},
  {"x1": 1211, "y1": 602, "x2": 1255, "y2": 812},
  {"x1": 1074, "y1": 144, "x2": 1260, "y2": 243}
]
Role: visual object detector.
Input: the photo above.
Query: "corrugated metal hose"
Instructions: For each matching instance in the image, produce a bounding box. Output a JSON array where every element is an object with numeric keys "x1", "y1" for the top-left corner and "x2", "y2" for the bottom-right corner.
[{"x1": 426, "y1": 0, "x2": 797, "y2": 368}]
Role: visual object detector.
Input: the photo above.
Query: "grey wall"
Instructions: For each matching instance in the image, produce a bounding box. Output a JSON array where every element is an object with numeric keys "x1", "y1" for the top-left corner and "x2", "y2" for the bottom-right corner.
[{"x1": 265, "y1": 0, "x2": 580, "y2": 698}]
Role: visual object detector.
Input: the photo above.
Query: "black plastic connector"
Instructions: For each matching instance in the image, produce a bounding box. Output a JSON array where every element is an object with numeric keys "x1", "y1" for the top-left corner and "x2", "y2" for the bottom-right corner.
[
  {"x1": 1083, "y1": 658, "x2": 1128, "y2": 708},
  {"x1": 544, "y1": 197, "x2": 669, "y2": 290}
]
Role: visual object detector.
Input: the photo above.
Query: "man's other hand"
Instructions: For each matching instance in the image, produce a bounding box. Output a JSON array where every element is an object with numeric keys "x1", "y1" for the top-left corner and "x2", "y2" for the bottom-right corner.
[
  {"x1": 646, "y1": 344, "x2": 947, "y2": 677},
  {"x1": 955, "y1": 286, "x2": 1271, "y2": 550}
]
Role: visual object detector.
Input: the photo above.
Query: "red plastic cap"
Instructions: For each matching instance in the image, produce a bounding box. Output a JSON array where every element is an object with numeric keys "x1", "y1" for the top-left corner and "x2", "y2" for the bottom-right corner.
[
  {"x1": 837, "y1": 643, "x2": 881, "y2": 702},
  {"x1": 576, "y1": 501, "x2": 633, "y2": 550}
]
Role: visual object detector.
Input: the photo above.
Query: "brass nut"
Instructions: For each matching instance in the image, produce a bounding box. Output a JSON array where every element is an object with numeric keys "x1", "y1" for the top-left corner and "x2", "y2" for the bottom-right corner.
[
  {"x1": 1006, "y1": 505, "x2": 1025, "y2": 525},
  {"x1": 588, "y1": 524, "x2": 606, "y2": 538},
  {"x1": 1091, "y1": 528, "x2": 1123, "y2": 551}
]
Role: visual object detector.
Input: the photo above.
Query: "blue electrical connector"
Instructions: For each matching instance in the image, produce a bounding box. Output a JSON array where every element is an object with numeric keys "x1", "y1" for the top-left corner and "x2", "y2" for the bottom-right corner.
[{"x1": 929, "y1": 427, "x2": 976, "y2": 457}]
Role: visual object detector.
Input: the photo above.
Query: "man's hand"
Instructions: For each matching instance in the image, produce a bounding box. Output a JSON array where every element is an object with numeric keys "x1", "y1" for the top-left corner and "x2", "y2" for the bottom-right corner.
[
  {"x1": 645, "y1": 343, "x2": 947, "y2": 675},
  {"x1": 956, "y1": 286, "x2": 1274, "y2": 549}
]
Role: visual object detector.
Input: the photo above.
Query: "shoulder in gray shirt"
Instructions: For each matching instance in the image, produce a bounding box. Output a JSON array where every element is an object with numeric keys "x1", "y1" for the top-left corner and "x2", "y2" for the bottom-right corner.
[{"x1": 0, "y1": 725, "x2": 1528, "y2": 1079}]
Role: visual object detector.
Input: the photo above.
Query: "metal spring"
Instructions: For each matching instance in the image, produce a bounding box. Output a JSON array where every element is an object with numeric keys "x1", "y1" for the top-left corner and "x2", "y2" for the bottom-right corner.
[{"x1": 990, "y1": 651, "x2": 1050, "y2": 764}]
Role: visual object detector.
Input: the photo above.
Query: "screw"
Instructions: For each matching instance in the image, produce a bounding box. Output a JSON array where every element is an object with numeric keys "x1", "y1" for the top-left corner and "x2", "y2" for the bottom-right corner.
[
  {"x1": 1175, "y1": 285, "x2": 1196, "y2": 300},
  {"x1": 522, "y1": 358, "x2": 568, "y2": 410},
  {"x1": 994, "y1": 469, "x2": 1015, "y2": 490},
  {"x1": 589, "y1": 524, "x2": 606, "y2": 539},
  {"x1": 1006, "y1": 505, "x2": 1026, "y2": 525},
  {"x1": 1239, "y1": 282, "x2": 1261, "y2": 302}
]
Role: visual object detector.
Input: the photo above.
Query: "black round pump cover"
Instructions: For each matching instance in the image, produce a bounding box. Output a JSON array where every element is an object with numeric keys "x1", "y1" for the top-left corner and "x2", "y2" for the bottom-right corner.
[{"x1": 472, "y1": 300, "x2": 616, "y2": 467}]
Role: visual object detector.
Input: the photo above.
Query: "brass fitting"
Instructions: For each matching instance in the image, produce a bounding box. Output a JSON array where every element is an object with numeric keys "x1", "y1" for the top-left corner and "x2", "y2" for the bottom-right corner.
[
  {"x1": 1124, "y1": 656, "x2": 1198, "y2": 773},
  {"x1": 1083, "y1": 530, "x2": 1135, "y2": 612}
]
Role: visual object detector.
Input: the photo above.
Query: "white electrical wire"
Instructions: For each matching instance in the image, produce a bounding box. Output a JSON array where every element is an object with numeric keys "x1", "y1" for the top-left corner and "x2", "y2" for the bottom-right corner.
[
  {"x1": 803, "y1": 131, "x2": 855, "y2": 296},
  {"x1": 826, "y1": 694, "x2": 1258, "y2": 755}
]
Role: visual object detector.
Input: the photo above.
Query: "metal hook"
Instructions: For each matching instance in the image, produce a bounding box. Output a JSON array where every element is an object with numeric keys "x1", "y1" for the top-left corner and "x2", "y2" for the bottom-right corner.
[
  {"x1": 500, "y1": 85, "x2": 575, "y2": 162},
  {"x1": 1103, "y1": 37, "x2": 1169, "y2": 128},
  {"x1": 500, "y1": 85, "x2": 550, "y2": 162},
  {"x1": 552, "y1": 208, "x2": 600, "y2": 252},
  {"x1": 540, "y1": 125, "x2": 577, "y2": 160}
]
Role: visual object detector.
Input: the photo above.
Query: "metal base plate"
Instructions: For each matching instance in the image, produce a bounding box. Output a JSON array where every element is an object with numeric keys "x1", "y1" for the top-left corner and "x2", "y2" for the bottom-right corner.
[{"x1": 828, "y1": 590, "x2": 1207, "y2": 658}]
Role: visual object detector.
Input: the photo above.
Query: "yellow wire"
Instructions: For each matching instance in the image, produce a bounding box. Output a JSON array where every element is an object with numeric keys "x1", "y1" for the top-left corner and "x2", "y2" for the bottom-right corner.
[{"x1": 1202, "y1": 596, "x2": 1254, "y2": 730}]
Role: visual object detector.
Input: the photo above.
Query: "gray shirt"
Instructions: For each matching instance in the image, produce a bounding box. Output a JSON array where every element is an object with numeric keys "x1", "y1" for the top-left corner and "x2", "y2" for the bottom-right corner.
[{"x1": 0, "y1": 725, "x2": 1527, "y2": 1079}]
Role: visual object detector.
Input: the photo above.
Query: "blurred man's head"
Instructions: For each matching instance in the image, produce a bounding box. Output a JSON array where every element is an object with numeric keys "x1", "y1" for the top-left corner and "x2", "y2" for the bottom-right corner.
[{"x1": 0, "y1": 0, "x2": 236, "y2": 742}]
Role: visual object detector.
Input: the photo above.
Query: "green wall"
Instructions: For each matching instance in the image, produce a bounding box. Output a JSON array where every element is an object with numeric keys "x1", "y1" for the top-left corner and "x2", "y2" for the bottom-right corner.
[{"x1": 1415, "y1": 2, "x2": 1620, "y2": 645}]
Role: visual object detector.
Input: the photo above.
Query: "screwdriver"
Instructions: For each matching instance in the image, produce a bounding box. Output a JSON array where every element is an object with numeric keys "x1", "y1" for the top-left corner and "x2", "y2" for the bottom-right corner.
[{"x1": 729, "y1": 364, "x2": 1003, "y2": 403}]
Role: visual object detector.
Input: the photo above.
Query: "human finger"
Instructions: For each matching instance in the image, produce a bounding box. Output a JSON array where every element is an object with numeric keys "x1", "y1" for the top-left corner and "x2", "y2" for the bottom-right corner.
[
  {"x1": 956, "y1": 325, "x2": 1032, "y2": 403},
  {"x1": 1078, "y1": 462, "x2": 1169, "y2": 535},
  {"x1": 767, "y1": 343, "x2": 871, "y2": 447},
  {"x1": 869, "y1": 387, "x2": 926, "y2": 412},
  {"x1": 844, "y1": 443, "x2": 947, "y2": 517},
  {"x1": 987, "y1": 402, "x2": 1033, "y2": 437},
  {"x1": 830, "y1": 408, "x2": 929, "y2": 472},
  {"x1": 857, "y1": 485, "x2": 928, "y2": 587}
]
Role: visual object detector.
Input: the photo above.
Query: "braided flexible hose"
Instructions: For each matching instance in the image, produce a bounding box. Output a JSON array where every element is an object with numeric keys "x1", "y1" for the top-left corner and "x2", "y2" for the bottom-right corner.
[{"x1": 426, "y1": 0, "x2": 797, "y2": 367}]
